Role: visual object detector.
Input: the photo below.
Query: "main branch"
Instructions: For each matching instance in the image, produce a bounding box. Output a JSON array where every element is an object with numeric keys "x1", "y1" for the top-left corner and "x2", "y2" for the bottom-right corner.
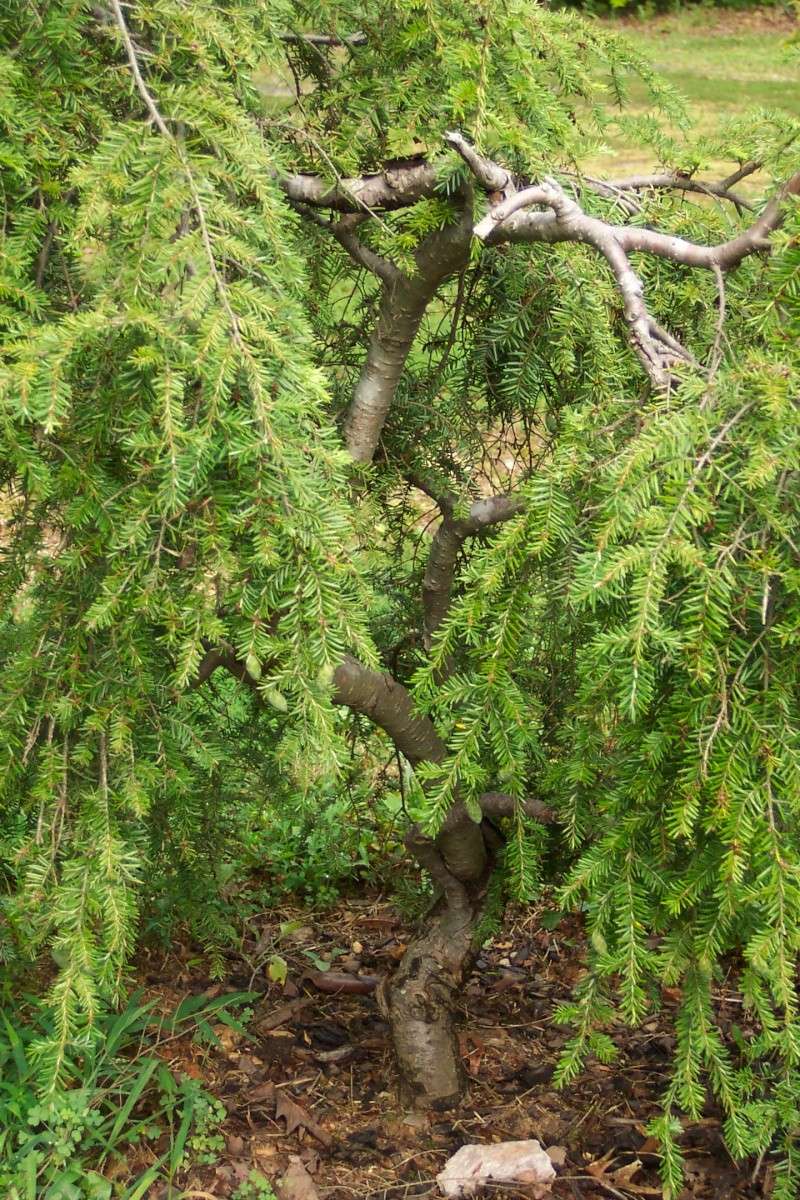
[{"x1": 343, "y1": 199, "x2": 473, "y2": 462}]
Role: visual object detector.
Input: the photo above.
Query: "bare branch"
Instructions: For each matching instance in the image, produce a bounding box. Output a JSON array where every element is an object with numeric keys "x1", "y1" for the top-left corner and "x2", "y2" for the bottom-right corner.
[
  {"x1": 720, "y1": 159, "x2": 763, "y2": 191},
  {"x1": 196, "y1": 644, "x2": 490, "y2": 883},
  {"x1": 472, "y1": 177, "x2": 696, "y2": 387},
  {"x1": 477, "y1": 168, "x2": 800, "y2": 272},
  {"x1": 329, "y1": 215, "x2": 399, "y2": 282},
  {"x1": 282, "y1": 161, "x2": 440, "y2": 213},
  {"x1": 197, "y1": 643, "x2": 447, "y2": 764},
  {"x1": 454, "y1": 155, "x2": 800, "y2": 388},
  {"x1": 280, "y1": 31, "x2": 367, "y2": 47},
  {"x1": 588, "y1": 171, "x2": 753, "y2": 213}
]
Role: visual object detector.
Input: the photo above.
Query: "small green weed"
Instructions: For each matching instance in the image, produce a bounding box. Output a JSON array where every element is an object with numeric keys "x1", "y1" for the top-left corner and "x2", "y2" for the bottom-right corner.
[
  {"x1": 231, "y1": 1172, "x2": 278, "y2": 1200},
  {"x1": 0, "y1": 986, "x2": 256, "y2": 1199}
]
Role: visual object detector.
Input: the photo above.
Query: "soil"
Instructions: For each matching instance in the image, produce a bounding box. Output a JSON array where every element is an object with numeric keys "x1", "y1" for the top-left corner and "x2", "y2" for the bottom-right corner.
[{"x1": 132, "y1": 897, "x2": 772, "y2": 1200}]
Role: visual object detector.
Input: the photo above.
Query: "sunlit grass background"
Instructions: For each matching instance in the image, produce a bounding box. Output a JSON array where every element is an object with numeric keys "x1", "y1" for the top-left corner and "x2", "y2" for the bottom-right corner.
[{"x1": 593, "y1": 8, "x2": 799, "y2": 176}]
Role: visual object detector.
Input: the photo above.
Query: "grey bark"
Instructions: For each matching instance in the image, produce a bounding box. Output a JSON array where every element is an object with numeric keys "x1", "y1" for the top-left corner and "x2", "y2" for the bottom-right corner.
[
  {"x1": 343, "y1": 200, "x2": 473, "y2": 463},
  {"x1": 422, "y1": 493, "x2": 523, "y2": 649},
  {"x1": 282, "y1": 162, "x2": 440, "y2": 214}
]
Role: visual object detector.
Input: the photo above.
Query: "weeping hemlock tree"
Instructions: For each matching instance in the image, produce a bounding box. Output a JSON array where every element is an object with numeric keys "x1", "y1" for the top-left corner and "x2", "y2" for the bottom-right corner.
[{"x1": 1, "y1": 0, "x2": 800, "y2": 1190}]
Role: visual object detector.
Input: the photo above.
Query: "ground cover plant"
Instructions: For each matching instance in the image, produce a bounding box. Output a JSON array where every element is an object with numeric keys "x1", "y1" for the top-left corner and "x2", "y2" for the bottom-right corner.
[{"x1": 1, "y1": 1, "x2": 799, "y2": 1196}]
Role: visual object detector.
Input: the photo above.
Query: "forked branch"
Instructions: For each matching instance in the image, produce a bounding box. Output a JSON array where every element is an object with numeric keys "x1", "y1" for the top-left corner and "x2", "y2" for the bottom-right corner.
[
  {"x1": 422, "y1": 490, "x2": 523, "y2": 648},
  {"x1": 446, "y1": 139, "x2": 800, "y2": 388}
]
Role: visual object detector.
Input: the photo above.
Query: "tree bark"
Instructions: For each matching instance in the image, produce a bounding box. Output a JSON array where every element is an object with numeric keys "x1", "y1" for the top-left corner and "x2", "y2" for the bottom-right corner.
[
  {"x1": 196, "y1": 635, "x2": 524, "y2": 1107},
  {"x1": 383, "y1": 822, "x2": 494, "y2": 1108},
  {"x1": 344, "y1": 201, "x2": 473, "y2": 463},
  {"x1": 385, "y1": 884, "x2": 484, "y2": 1107}
]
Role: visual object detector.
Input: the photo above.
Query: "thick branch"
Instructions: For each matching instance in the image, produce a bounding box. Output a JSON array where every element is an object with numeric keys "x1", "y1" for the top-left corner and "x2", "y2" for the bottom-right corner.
[
  {"x1": 465, "y1": 791, "x2": 553, "y2": 825},
  {"x1": 327, "y1": 214, "x2": 398, "y2": 282},
  {"x1": 405, "y1": 826, "x2": 470, "y2": 911},
  {"x1": 195, "y1": 646, "x2": 445, "y2": 764},
  {"x1": 473, "y1": 169, "x2": 800, "y2": 271},
  {"x1": 331, "y1": 654, "x2": 445, "y2": 763},
  {"x1": 422, "y1": 493, "x2": 523, "y2": 648},
  {"x1": 282, "y1": 162, "x2": 440, "y2": 214},
  {"x1": 459, "y1": 166, "x2": 800, "y2": 388},
  {"x1": 196, "y1": 645, "x2": 488, "y2": 883},
  {"x1": 344, "y1": 199, "x2": 473, "y2": 463}
]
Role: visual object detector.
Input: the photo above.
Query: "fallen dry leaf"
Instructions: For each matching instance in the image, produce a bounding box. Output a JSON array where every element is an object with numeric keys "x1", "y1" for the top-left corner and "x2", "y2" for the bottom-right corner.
[
  {"x1": 279, "y1": 1156, "x2": 320, "y2": 1200},
  {"x1": 254, "y1": 997, "x2": 312, "y2": 1032},
  {"x1": 586, "y1": 1150, "x2": 662, "y2": 1196},
  {"x1": 276, "y1": 1091, "x2": 333, "y2": 1148},
  {"x1": 586, "y1": 1149, "x2": 618, "y2": 1179},
  {"x1": 248, "y1": 1081, "x2": 276, "y2": 1105}
]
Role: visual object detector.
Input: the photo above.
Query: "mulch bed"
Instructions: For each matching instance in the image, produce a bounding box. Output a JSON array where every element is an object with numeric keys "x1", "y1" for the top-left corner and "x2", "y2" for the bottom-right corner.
[{"x1": 131, "y1": 898, "x2": 770, "y2": 1199}]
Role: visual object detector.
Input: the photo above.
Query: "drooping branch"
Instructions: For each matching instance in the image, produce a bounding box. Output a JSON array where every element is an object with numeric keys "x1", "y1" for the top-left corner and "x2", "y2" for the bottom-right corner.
[
  {"x1": 422, "y1": 491, "x2": 523, "y2": 648},
  {"x1": 291, "y1": 205, "x2": 399, "y2": 282},
  {"x1": 331, "y1": 654, "x2": 446, "y2": 763},
  {"x1": 343, "y1": 198, "x2": 473, "y2": 463},
  {"x1": 442, "y1": 145, "x2": 800, "y2": 387}
]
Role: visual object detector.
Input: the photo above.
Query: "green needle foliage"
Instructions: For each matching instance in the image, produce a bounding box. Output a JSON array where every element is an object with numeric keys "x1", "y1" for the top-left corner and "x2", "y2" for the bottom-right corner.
[{"x1": 1, "y1": 0, "x2": 799, "y2": 1193}]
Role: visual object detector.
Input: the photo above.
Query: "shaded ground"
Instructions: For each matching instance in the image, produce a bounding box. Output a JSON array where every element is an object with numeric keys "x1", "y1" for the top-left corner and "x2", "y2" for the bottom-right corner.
[{"x1": 131, "y1": 897, "x2": 772, "y2": 1199}]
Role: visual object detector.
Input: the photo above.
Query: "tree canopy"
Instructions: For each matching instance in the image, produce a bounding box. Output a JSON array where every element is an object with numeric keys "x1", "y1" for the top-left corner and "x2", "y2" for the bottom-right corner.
[{"x1": 1, "y1": 2, "x2": 799, "y2": 1194}]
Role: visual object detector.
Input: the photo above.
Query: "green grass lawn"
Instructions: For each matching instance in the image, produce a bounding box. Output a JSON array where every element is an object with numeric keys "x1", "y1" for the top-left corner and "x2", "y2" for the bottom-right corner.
[{"x1": 591, "y1": 8, "x2": 799, "y2": 177}]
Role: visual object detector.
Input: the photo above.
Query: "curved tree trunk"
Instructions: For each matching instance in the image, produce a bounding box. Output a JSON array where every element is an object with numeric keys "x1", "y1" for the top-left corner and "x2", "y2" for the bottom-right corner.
[
  {"x1": 200, "y1": 650, "x2": 534, "y2": 1109},
  {"x1": 385, "y1": 887, "x2": 488, "y2": 1107},
  {"x1": 382, "y1": 821, "x2": 498, "y2": 1108}
]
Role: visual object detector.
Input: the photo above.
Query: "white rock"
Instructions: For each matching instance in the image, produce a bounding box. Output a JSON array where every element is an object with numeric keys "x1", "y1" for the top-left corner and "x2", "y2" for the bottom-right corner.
[{"x1": 437, "y1": 1139, "x2": 556, "y2": 1197}]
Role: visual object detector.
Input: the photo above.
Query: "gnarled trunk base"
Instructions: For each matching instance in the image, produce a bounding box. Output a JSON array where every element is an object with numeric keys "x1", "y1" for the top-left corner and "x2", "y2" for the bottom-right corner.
[{"x1": 385, "y1": 892, "x2": 484, "y2": 1109}]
